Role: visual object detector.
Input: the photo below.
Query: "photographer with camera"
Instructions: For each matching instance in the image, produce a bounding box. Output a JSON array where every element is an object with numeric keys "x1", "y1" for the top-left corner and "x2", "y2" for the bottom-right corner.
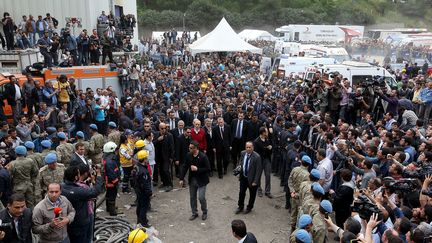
[{"x1": 0, "y1": 193, "x2": 32, "y2": 243}]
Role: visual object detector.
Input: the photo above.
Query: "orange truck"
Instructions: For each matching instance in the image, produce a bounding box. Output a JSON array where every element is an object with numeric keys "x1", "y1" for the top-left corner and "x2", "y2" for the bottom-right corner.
[{"x1": 1, "y1": 66, "x2": 121, "y2": 121}]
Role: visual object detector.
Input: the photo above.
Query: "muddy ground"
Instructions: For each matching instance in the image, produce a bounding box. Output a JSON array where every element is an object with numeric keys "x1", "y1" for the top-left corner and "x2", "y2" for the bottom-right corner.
[{"x1": 99, "y1": 170, "x2": 330, "y2": 243}]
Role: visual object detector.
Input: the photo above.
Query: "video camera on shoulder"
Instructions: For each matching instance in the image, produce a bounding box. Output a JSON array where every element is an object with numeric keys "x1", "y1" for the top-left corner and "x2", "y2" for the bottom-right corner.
[{"x1": 351, "y1": 195, "x2": 383, "y2": 221}]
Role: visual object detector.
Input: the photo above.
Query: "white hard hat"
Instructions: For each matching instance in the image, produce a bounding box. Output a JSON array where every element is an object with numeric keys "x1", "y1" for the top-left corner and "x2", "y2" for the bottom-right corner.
[{"x1": 103, "y1": 141, "x2": 117, "y2": 153}]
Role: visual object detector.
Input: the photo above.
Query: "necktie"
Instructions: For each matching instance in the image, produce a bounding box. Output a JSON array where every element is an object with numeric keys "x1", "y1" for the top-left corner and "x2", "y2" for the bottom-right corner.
[
  {"x1": 244, "y1": 154, "x2": 250, "y2": 177},
  {"x1": 236, "y1": 120, "x2": 242, "y2": 138},
  {"x1": 220, "y1": 127, "x2": 224, "y2": 139},
  {"x1": 179, "y1": 129, "x2": 183, "y2": 136}
]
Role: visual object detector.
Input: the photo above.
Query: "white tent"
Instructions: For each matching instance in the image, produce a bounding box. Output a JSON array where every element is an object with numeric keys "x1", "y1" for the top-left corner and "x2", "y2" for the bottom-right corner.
[
  {"x1": 238, "y1": 29, "x2": 276, "y2": 41},
  {"x1": 189, "y1": 18, "x2": 262, "y2": 55}
]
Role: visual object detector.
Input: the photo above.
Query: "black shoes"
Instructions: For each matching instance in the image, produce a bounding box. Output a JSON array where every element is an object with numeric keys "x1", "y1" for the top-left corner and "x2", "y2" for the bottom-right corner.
[
  {"x1": 164, "y1": 186, "x2": 173, "y2": 192},
  {"x1": 244, "y1": 209, "x2": 252, "y2": 214},
  {"x1": 189, "y1": 214, "x2": 198, "y2": 221},
  {"x1": 257, "y1": 191, "x2": 263, "y2": 197},
  {"x1": 235, "y1": 208, "x2": 243, "y2": 214},
  {"x1": 202, "y1": 213, "x2": 207, "y2": 220},
  {"x1": 265, "y1": 193, "x2": 274, "y2": 198}
]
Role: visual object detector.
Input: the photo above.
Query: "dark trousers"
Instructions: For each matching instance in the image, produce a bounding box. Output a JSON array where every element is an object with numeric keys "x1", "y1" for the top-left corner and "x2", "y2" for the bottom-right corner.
[
  {"x1": 153, "y1": 163, "x2": 159, "y2": 183},
  {"x1": 122, "y1": 166, "x2": 132, "y2": 192},
  {"x1": 231, "y1": 138, "x2": 245, "y2": 164},
  {"x1": 238, "y1": 176, "x2": 258, "y2": 210},
  {"x1": 207, "y1": 148, "x2": 215, "y2": 171},
  {"x1": 190, "y1": 178, "x2": 207, "y2": 215},
  {"x1": 51, "y1": 51, "x2": 59, "y2": 66},
  {"x1": 272, "y1": 150, "x2": 282, "y2": 174},
  {"x1": 216, "y1": 147, "x2": 230, "y2": 175},
  {"x1": 68, "y1": 222, "x2": 92, "y2": 243},
  {"x1": 41, "y1": 50, "x2": 53, "y2": 67},
  {"x1": 95, "y1": 120, "x2": 107, "y2": 135},
  {"x1": 159, "y1": 159, "x2": 173, "y2": 187},
  {"x1": 258, "y1": 158, "x2": 271, "y2": 194},
  {"x1": 136, "y1": 194, "x2": 150, "y2": 225},
  {"x1": 106, "y1": 186, "x2": 118, "y2": 201},
  {"x1": 90, "y1": 49, "x2": 100, "y2": 64},
  {"x1": 25, "y1": 98, "x2": 35, "y2": 117},
  {"x1": 5, "y1": 32, "x2": 14, "y2": 50},
  {"x1": 102, "y1": 49, "x2": 113, "y2": 64}
]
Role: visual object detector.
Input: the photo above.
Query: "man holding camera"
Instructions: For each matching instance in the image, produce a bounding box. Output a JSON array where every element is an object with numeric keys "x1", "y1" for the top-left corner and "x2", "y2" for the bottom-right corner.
[
  {"x1": 0, "y1": 193, "x2": 32, "y2": 243},
  {"x1": 61, "y1": 165, "x2": 104, "y2": 243}
]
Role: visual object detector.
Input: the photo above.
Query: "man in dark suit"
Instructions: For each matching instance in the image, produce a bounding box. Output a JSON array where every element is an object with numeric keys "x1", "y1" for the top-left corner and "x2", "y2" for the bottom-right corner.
[
  {"x1": 175, "y1": 127, "x2": 191, "y2": 179},
  {"x1": 167, "y1": 110, "x2": 180, "y2": 131},
  {"x1": 235, "y1": 142, "x2": 262, "y2": 214},
  {"x1": 179, "y1": 141, "x2": 211, "y2": 221},
  {"x1": 203, "y1": 118, "x2": 215, "y2": 176},
  {"x1": 212, "y1": 117, "x2": 231, "y2": 178},
  {"x1": 231, "y1": 112, "x2": 250, "y2": 164},
  {"x1": 188, "y1": 106, "x2": 204, "y2": 126},
  {"x1": 70, "y1": 142, "x2": 91, "y2": 168},
  {"x1": 231, "y1": 219, "x2": 258, "y2": 243},
  {"x1": 0, "y1": 193, "x2": 33, "y2": 243},
  {"x1": 4, "y1": 76, "x2": 23, "y2": 125},
  {"x1": 154, "y1": 122, "x2": 175, "y2": 192}
]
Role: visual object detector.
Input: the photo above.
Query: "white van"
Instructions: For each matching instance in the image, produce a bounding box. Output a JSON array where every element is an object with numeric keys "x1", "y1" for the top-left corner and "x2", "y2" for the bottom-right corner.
[
  {"x1": 272, "y1": 56, "x2": 337, "y2": 78},
  {"x1": 304, "y1": 61, "x2": 397, "y2": 88}
]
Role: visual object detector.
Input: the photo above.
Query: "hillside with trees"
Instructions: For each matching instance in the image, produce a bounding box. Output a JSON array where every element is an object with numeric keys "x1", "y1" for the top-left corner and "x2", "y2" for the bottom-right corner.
[{"x1": 137, "y1": 0, "x2": 432, "y2": 31}]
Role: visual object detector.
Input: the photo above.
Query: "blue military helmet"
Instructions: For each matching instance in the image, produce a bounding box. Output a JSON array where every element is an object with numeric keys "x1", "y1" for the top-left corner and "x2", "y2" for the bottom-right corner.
[
  {"x1": 57, "y1": 132, "x2": 67, "y2": 139},
  {"x1": 24, "y1": 141, "x2": 35, "y2": 150},
  {"x1": 15, "y1": 146, "x2": 27, "y2": 156},
  {"x1": 295, "y1": 229, "x2": 311, "y2": 243},
  {"x1": 108, "y1": 122, "x2": 117, "y2": 128},
  {"x1": 301, "y1": 155, "x2": 312, "y2": 165},
  {"x1": 310, "y1": 169, "x2": 321, "y2": 179},
  {"x1": 320, "y1": 200, "x2": 333, "y2": 214},
  {"x1": 41, "y1": 140, "x2": 52, "y2": 149},
  {"x1": 311, "y1": 182, "x2": 325, "y2": 195},
  {"x1": 298, "y1": 214, "x2": 312, "y2": 229},
  {"x1": 44, "y1": 153, "x2": 57, "y2": 165},
  {"x1": 89, "y1": 124, "x2": 98, "y2": 130},
  {"x1": 76, "y1": 131, "x2": 85, "y2": 138}
]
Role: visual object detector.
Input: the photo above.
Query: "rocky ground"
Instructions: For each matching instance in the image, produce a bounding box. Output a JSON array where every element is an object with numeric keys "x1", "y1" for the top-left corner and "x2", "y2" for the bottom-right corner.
[{"x1": 99, "y1": 170, "x2": 294, "y2": 243}]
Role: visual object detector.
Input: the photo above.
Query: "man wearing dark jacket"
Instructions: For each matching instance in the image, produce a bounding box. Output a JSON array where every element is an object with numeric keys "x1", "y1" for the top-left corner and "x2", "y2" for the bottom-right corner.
[
  {"x1": 175, "y1": 127, "x2": 192, "y2": 179},
  {"x1": 102, "y1": 142, "x2": 121, "y2": 216},
  {"x1": 4, "y1": 76, "x2": 23, "y2": 125},
  {"x1": 0, "y1": 193, "x2": 32, "y2": 243},
  {"x1": 235, "y1": 142, "x2": 262, "y2": 214},
  {"x1": 154, "y1": 123, "x2": 175, "y2": 192},
  {"x1": 61, "y1": 165, "x2": 103, "y2": 243},
  {"x1": 179, "y1": 141, "x2": 211, "y2": 221},
  {"x1": 132, "y1": 150, "x2": 152, "y2": 227}
]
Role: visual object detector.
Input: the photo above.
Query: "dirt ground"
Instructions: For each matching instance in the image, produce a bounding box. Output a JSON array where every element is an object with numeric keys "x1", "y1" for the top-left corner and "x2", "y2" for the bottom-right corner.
[{"x1": 100, "y1": 169, "x2": 296, "y2": 243}]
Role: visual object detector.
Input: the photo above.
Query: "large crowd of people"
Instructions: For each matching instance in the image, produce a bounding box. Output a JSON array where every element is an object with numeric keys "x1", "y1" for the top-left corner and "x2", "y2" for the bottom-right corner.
[{"x1": 3, "y1": 9, "x2": 432, "y2": 243}]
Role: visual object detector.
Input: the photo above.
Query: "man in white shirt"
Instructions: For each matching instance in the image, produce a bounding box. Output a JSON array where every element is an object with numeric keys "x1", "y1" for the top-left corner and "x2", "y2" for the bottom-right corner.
[{"x1": 316, "y1": 148, "x2": 333, "y2": 193}]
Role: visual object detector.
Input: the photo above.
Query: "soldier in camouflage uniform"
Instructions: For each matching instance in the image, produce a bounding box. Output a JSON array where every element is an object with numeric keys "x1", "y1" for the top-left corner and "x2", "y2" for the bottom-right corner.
[
  {"x1": 311, "y1": 200, "x2": 332, "y2": 243},
  {"x1": 298, "y1": 169, "x2": 321, "y2": 217},
  {"x1": 288, "y1": 155, "x2": 312, "y2": 231},
  {"x1": 56, "y1": 132, "x2": 75, "y2": 168},
  {"x1": 40, "y1": 140, "x2": 55, "y2": 158},
  {"x1": 37, "y1": 153, "x2": 65, "y2": 200},
  {"x1": 289, "y1": 214, "x2": 313, "y2": 243},
  {"x1": 302, "y1": 182, "x2": 325, "y2": 220},
  {"x1": 89, "y1": 124, "x2": 105, "y2": 165},
  {"x1": 24, "y1": 141, "x2": 44, "y2": 169},
  {"x1": 107, "y1": 122, "x2": 121, "y2": 146},
  {"x1": 8, "y1": 146, "x2": 39, "y2": 208},
  {"x1": 74, "y1": 131, "x2": 90, "y2": 156}
]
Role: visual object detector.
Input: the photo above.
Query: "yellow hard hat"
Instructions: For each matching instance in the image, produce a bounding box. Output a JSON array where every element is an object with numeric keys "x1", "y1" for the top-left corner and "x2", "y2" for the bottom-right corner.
[
  {"x1": 128, "y1": 228, "x2": 148, "y2": 243},
  {"x1": 137, "y1": 150, "x2": 149, "y2": 160},
  {"x1": 135, "y1": 140, "x2": 146, "y2": 149}
]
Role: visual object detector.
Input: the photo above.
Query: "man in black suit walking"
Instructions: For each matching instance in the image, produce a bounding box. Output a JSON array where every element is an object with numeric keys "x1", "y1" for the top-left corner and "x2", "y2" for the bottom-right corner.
[
  {"x1": 179, "y1": 141, "x2": 211, "y2": 221},
  {"x1": 231, "y1": 112, "x2": 249, "y2": 165},
  {"x1": 175, "y1": 127, "x2": 191, "y2": 179},
  {"x1": 154, "y1": 122, "x2": 175, "y2": 192},
  {"x1": 231, "y1": 219, "x2": 258, "y2": 243},
  {"x1": 235, "y1": 141, "x2": 262, "y2": 214},
  {"x1": 212, "y1": 117, "x2": 231, "y2": 178}
]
